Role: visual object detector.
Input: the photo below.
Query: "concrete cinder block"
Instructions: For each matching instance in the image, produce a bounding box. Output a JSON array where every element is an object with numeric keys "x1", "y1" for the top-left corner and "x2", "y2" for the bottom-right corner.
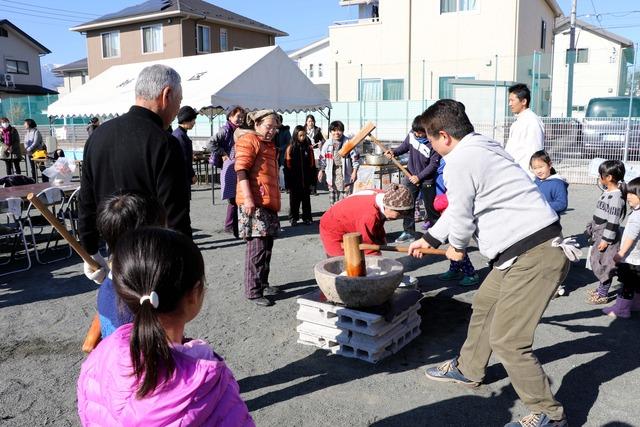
[
  {"x1": 335, "y1": 320, "x2": 421, "y2": 363},
  {"x1": 297, "y1": 332, "x2": 340, "y2": 351},
  {"x1": 297, "y1": 295, "x2": 421, "y2": 336}
]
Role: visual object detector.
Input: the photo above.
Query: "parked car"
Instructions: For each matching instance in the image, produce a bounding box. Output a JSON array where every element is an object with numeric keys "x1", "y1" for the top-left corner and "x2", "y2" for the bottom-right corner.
[{"x1": 581, "y1": 96, "x2": 640, "y2": 161}]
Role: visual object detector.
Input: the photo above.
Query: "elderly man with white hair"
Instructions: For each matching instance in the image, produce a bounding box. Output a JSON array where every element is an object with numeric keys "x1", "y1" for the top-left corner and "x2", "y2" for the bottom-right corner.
[{"x1": 79, "y1": 64, "x2": 191, "y2": 282}]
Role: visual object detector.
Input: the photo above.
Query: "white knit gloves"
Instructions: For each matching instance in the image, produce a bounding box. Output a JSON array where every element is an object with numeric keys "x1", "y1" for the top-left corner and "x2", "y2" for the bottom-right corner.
[{"x1": 83, "y1": 252, "x2": 109, "y2": 284}]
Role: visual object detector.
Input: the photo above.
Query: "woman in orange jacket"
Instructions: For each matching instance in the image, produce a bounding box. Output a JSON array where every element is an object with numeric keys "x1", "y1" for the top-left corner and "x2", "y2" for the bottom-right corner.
[{"x1": 235, "y1": 110, "x2": 282, "y2": 307}]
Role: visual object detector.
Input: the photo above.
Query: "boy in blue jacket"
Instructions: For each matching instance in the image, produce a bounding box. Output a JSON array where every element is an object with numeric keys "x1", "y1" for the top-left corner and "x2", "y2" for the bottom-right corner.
[{"x1": 385, "y1": 116, "x2": 441, "y2": 242}]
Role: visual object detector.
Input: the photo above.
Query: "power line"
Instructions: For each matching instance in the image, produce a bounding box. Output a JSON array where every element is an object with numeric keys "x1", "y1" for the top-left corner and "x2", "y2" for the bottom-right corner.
[
  {"x1": 0, "y1": 0, "x2": 102, "y2": 18},
  {"x1": 1, "y1": 10, "x2": 84, "y2": 24},
  {"x1": 0, "y1": 3, "x2": 97, "y2": 22}
]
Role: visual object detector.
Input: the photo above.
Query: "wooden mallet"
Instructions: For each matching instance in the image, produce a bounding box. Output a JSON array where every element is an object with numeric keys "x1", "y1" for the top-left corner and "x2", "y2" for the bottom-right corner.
[
  {"x1": 342, "y1": 232, "x2": 367, "y2": 277},
  {"x1": 358, "y1": 243, "x2": 447, "y2": 256},
  {"x1": 26, "y1": 193, "x2": 103, "y2": 353},
  {"x1": 338, "y1": 122, "x2": 377, "y2": 158},
  {"x1": 367, "y1": 134, "x2": 412, "y2": 179}
]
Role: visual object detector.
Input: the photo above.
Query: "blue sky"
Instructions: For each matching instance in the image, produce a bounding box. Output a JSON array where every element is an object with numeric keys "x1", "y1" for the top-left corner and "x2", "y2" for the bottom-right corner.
[{"x1": 3, "y1": 0, "x2": 639, "y2": 66}]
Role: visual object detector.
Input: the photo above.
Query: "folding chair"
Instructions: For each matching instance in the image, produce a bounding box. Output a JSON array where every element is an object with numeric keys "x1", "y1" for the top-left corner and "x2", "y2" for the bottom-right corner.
[
  {"x1": 0, "y1": 197, "x2": 32, "y2": 276},
  {"x1": 24, "y1": 187, "x2": 73, "y2": 264},
  {"x1": 58, "y1": 187, "x2": 81, "y2": 239}
]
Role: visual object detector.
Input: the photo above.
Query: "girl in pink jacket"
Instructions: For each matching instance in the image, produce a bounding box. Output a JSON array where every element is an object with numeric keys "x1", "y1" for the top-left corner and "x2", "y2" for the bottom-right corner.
[{"x1": 77, "y1": 227, "x2": 254, "y2": 427}]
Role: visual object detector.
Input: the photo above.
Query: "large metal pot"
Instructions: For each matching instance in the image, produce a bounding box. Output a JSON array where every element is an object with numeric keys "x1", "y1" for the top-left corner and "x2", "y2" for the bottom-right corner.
[{"x1": 365, "y1": 153, "x2": 390, "y2": 165}]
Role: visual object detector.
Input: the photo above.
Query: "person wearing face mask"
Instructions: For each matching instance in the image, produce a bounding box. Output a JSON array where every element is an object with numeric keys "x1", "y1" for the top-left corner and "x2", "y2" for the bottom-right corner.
[
  {"x1": 385, "y1": 115, "x2": 441, "y2": 243},
  {"x1": 235, "y1": 110, "x2": 282, "y2": 307},
  {"x1": 0, "y1": 118, "x2": 22, "y2": 176}
]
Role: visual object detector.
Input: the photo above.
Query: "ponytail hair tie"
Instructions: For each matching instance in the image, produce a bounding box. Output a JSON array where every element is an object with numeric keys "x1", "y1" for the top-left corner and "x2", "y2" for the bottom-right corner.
[{"x1": 139, "y1": 291, "x2": 159, "y2": 309}]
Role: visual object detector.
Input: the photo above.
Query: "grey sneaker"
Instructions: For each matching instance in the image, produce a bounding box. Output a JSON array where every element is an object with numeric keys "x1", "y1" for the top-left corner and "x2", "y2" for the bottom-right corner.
[
  {"x1": 395, "y1": 232, "x2": 415, "y2": 243},
  {"x1": 504, "y1": 413, "x2": 567, "y2": 427},
  {"x1": 424, "y1": 358, "x2": 480, "y2": 387}
]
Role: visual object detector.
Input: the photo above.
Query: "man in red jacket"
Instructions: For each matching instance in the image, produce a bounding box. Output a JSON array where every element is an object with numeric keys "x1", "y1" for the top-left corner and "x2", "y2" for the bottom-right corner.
[{"x1": 319, "y1": 184, "x2": 414, "y2": 257}]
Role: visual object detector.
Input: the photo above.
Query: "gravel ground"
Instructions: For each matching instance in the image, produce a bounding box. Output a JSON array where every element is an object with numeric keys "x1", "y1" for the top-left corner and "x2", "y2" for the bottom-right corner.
[{"x1": 1, "y1": 184, "x2": 638, "y2": 427}]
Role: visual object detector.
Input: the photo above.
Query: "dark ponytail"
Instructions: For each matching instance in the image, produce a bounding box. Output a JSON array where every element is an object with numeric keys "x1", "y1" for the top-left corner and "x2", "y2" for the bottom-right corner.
[
  {"x1": 112, "y1": 227, "x2": 205, "y2": 398},
  {"x1": 599, "y1": 160, "x2": 627, "y2": 219}
]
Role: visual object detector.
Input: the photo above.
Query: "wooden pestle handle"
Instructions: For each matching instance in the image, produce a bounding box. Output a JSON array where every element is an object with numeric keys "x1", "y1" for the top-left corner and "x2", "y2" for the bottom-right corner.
[
  {"x1": 81, "y1": 314, "x2": 102, "y2": 354},
  {"x1": 359, "y1": 243, "x2": 447, "y2": 256},
  {"x1": 368, "y1": 135, "x2": 412, "y2": 179},
  {"x1": 343, "y1": 232, "x2": 366, "y2": 277},
  {"x1": 26, "y1": 193, "x2": 100, "y2": 270}
]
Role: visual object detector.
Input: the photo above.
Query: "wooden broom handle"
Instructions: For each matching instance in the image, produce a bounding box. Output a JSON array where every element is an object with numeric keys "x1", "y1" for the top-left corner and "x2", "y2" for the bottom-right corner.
[
  {"x1": 368, "y1": 135, "x2": 413, "y2": 179},
  {"x1": 359, "y1": 243, "x2": 447, "y2": 256},
  {"x1": 26, "y1": 192, "x2": 100, "y2": 270}
]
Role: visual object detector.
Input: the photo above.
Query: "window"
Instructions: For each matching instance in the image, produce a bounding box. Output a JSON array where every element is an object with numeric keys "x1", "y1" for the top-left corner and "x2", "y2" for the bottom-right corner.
[
  {"x1": 141, "y1": 24, "x2": 162, "y2": 53},
  {"x1": 318, "y1": 63, "x2": 323, "y2": 77},
  {"x1": 439, "y1": 75, "x2": 474, "y2": 99},
  {"x1": 5, "y1": 59, "x2": 29, "y2": 74},
  {"x1": 441, "y1": 0, "x2": 478, "y2": 13},
  {"x1": 540, "y1": 20, "x2": 546, "y2": 50},
  {"x1": 358, "y1": 78, "x2": 405, "y2": 101},
  {"x1": 439, "y1": 76, "x2": 455, "y2": 99},
  {"x1": 220, "y1": 28, "x2": 228, "y2": 52},
  {"x1": 383, "y1": 79, "x2": 404, "y2": 100},
  {"x1": 565, "y1": 48, "x2": 589, "y2": 64},
  {"x1": 309, "y1": 64, "x2": 314, "y2": 78},
  {"x1": 101, "y1": 31, "x2": 120, "y2": 58},
  {"x1": 197, "y1": 25, "x2": 210, "y2": 53},
  {"x1": 0, "y1": 28, "x2": 7, "y2": 37}
]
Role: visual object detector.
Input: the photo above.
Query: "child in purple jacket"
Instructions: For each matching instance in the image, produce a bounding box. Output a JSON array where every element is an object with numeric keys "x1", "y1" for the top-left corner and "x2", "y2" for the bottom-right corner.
[{"x1": 78, "y1": 228, "x2": 253, "y2": 426}]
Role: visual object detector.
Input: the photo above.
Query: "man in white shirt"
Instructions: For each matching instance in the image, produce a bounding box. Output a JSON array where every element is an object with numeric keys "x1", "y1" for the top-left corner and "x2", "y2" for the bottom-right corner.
[{"x1": 506, "y1": 84, "x2": 544, "y2": 178}]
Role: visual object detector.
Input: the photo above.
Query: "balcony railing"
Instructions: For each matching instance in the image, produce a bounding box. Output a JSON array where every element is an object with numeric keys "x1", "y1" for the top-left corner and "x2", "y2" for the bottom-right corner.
[{"x1": 332, "y1": 17, "x2": 380, "y2": 26}]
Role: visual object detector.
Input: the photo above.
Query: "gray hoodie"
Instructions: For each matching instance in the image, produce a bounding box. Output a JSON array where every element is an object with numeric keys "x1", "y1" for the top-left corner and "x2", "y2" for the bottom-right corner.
[{"x1": 426, "y1": 132, "x2": 559, "y2": 260}]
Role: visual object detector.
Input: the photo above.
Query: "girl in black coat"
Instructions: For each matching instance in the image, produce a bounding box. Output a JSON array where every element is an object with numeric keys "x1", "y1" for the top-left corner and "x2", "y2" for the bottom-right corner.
[{"x1": 284, "y1": 125, "x2": 316, "y2": 225}]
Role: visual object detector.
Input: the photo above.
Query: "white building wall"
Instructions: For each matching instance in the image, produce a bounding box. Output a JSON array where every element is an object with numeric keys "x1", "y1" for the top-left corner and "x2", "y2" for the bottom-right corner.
[
  {"x1": 56, "y1": 73, "x2": 89, "y2": 96},
  {"x1": 551, "y1": 28, "x2": 628, "y2": 117},
  {"x1": 0, "y1": 28, "x2": 44, "y2": 86},
  {"x1": 330, "y1": 0, "x2": 556, "y2": 106},
  {"x1": 290, "y1": 44, "x2": 330, "y2": 85}
]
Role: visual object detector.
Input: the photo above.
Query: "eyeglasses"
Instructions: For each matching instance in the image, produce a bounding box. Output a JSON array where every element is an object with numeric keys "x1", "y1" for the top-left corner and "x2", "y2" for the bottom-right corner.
[{"x1": 258, "y1": 123, "x2": 278, "y2": 131}]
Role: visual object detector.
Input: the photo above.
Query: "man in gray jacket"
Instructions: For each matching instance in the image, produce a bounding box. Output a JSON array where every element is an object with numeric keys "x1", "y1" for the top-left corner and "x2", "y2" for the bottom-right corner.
[{"x1": 408, "y1": 100, "x2": 568, "y2": 427}]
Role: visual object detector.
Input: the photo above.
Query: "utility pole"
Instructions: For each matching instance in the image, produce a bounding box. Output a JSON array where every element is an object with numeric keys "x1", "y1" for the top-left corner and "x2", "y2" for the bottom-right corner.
[
  {"x1": 566, "y1": 0, "x2": 577, "y2": 117},
  {"x1": 623, "y1": 43, "x2": 638, "y2": 163}
]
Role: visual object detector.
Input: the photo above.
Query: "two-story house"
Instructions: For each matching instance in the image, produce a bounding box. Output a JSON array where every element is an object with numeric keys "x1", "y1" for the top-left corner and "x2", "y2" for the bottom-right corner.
[
  {"x1": 329, "y1": 0, "x2": 562, "y2": 118},
  {"x1": 288, "y1": 37, "x2": 331, "y2": 99},
  {"x1": 550, "y1": 18, "x2": 634, "y2": 117},
  {"x1": 0, "y1": 19, "x2": 57, "y2": 99},
  {"x1": 71, "y1": 0, "x2": 287, "y2": 78},
  {"x1": 53, "y1": 58, "x2": 89, "y2": 96}
]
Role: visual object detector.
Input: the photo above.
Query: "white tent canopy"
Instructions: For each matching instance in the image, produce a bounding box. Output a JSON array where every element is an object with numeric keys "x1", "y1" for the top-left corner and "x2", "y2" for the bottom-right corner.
[{"x1": 47, "y1": 46, "x2": 331, "y2": 118}]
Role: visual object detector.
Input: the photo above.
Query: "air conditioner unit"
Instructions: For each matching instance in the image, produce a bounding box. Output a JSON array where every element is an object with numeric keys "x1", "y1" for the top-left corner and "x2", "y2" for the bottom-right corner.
[{"x1": 4, "y1": 74, "x2": 15, "y2": 88}]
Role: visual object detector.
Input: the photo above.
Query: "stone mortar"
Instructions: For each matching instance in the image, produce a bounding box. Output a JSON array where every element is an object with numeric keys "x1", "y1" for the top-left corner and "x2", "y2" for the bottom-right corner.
[{"x1": 314, "y1": 256, "x2": 404, "y2": 308}]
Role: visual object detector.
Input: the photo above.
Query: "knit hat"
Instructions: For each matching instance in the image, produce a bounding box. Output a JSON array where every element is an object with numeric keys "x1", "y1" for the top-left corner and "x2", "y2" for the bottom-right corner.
[
  {"x1": 383, "y1": 184, "x2": 414, "y2": 211},
  {"x1": 177, "y1": 106, "x2": 198, "y2": 124},
  {"x1": 246, "y1": 109, "x2": 280, "y2": 127}
]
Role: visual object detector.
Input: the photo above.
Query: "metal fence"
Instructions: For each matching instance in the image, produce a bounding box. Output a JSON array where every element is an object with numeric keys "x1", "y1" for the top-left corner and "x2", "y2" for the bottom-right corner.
[{"x1": 16, "y1": 116, "x2": 640, "y2": 185}]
